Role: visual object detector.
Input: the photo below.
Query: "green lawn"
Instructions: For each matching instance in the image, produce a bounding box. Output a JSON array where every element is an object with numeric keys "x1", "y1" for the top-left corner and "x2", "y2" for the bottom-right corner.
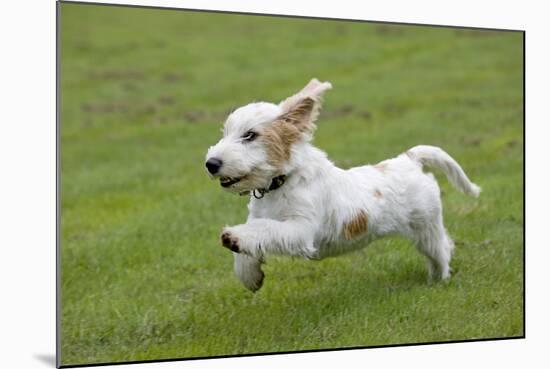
[{"x1": 59, "y1": 3, "x2": 524, "y2": 366}]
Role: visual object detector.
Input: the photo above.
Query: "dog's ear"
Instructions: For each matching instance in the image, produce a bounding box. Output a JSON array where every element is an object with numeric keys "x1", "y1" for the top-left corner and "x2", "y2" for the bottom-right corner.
[{"x1": 279, "y1": 78, "x2": 332, "y2": 135}]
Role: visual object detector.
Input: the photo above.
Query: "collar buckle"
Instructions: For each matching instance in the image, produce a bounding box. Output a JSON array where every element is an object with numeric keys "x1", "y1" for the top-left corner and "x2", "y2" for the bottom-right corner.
[{"x1": 251, "y1": 175, "x2": 287, "y2": 199}]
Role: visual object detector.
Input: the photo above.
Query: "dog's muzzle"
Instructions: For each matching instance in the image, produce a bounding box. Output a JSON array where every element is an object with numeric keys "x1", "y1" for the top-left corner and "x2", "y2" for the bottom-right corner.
[
  {"x1": 205, "y1": 157, "x2": 223, "y2": 174},
  {"x1": 219, "y1": 176, "x2": 242, "y2": 188}
]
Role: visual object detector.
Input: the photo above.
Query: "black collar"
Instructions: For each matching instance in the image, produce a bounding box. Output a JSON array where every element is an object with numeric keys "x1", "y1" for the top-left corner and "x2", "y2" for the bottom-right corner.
[{"x1": 251, "y1": 175, "x2": 287, "y2": 199}]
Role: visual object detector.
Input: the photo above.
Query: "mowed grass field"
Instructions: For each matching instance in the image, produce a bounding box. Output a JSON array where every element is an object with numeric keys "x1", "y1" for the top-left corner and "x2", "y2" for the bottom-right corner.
[{"x1": 59, "y1": 3, "x2": 524, "y2": 366}]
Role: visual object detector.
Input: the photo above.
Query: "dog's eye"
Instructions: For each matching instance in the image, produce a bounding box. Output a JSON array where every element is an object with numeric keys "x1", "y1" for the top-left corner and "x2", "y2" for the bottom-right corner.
[{"x1": 242, "y1": 131, "x2": 258, "y2": 142}]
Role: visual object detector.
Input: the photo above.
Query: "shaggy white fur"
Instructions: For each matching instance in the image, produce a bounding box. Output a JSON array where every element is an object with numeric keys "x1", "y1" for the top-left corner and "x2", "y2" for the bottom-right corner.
[{"x1": 205, "y1": 79, "x2": 480, "y2": 292}]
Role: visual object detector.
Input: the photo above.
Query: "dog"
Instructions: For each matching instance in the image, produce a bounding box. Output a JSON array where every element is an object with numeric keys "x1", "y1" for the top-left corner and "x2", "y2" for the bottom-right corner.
[{"x1": 205, "y1": 78, "x2": 480, "y2": 292}]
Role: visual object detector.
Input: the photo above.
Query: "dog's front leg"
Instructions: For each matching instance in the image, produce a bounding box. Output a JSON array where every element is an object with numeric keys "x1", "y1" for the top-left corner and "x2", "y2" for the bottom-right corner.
[
  {"x1": 220, "y1": 219, "x2": 317, "y2": 259},
  {"x1": 233, "y1": 253, "x2": 265, "y2": 292}
]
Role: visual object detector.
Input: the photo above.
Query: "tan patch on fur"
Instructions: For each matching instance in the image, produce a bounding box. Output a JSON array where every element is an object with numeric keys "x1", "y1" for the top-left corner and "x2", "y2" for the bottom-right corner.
[
  {"x1": 343, "y1": 210, "x2": 369, "y2": 240},
  {"x1": 374, "y1": 161, "x2": 388, "y2": 172},
  {"x1": 405, "y1": 150, "x2": 414, "y2": 159},
  {"x1": 260, "y1": 90, "x2": 328, "y2": 169},
  {"x1": 261, "y1": 120, "x2": 301, "y2": 169},
  {"x1": 279, "y1": 97, "x2": 316, "y2": 134},
  {"x1": 374, "y1": 189, "x2": 382, "y2": 198}
]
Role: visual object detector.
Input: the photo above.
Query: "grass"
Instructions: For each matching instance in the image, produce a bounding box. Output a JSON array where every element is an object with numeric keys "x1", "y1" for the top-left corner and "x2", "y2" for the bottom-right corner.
[{"x1": 59, "y1": 3, "x2": 524, "y2": 366}]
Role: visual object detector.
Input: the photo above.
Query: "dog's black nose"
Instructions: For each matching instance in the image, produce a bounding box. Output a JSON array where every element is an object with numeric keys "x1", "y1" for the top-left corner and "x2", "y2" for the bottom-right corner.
[{"x1": 205, "y1": 158, "x2": 223, "y2": 174}]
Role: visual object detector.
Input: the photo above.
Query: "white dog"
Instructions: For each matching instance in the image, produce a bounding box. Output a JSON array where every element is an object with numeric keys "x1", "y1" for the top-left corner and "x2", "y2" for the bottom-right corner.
[{"x1": 205, "y1": 79, "x2": 480, "y2": 292}]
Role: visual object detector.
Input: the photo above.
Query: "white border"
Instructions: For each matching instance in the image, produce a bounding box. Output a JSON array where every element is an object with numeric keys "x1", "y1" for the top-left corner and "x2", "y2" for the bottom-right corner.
[{"x1": 2, "y1": 1, "x2": 548, "y2": 368}]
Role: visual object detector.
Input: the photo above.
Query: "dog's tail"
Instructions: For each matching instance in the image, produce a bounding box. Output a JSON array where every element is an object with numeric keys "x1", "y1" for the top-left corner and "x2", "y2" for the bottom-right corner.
[{"x1": 406, "y1": 145, "x2": 481, "y2": 197}]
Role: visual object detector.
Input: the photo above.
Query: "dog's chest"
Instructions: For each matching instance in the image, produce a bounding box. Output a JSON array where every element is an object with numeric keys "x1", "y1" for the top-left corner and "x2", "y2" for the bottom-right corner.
[
  {"x1": 248, "y1": 196, "x2": 288, "y2": 220},
  {"x1": 247, "y1": 191, "x2": 309, "y2": 221}
]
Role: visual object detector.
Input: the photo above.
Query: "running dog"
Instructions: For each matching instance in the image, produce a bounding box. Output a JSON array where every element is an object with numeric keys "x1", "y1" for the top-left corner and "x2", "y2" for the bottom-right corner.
[{"x1": 205, "y1": 79, "x2": 480, "y2": 292}]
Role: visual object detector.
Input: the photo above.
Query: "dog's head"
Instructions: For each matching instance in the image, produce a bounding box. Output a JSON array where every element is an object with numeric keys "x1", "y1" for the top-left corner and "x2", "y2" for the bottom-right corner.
[{"x1": 205, "y1": 78, "x2": 332, "y2": 193}]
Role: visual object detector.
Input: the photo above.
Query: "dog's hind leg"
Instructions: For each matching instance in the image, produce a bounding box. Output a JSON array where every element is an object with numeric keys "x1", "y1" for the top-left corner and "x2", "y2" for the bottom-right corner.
[
  {"x1": 412, "y1": 215, "x2": 455, "y2": 281},
  {"x1": 233, "y1": 253, "x2": 265, "y2": 292}
]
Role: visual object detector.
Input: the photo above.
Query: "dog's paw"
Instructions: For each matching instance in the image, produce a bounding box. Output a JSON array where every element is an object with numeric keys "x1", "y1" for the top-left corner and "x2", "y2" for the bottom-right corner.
[
  {"x1": 220, "y1": 230, "x2": 240, "y2": 253},
  {"x1": 233, "y1": 253, "x2": 265, "y2": 292},
  {"x1": 221, "y1": 225, "x2": 261, "y2": 258},
  {"x1": 249, "y1": 269, "x2": 265, "y2": 292},
  {"x1": 240, "y1": 268, "x2": 265, "y2": 293}
]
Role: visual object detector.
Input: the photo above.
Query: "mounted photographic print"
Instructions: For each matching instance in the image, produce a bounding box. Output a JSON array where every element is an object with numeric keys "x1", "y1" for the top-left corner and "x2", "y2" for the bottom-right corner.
[{"x1": 58, "y1": 1, "x2": 524, "y2": 367}]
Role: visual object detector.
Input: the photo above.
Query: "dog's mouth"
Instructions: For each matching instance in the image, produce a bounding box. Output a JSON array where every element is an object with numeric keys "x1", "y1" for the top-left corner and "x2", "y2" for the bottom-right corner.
[{"x1": 219, "y1": 176, "x2": 242, "y2": 188}]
